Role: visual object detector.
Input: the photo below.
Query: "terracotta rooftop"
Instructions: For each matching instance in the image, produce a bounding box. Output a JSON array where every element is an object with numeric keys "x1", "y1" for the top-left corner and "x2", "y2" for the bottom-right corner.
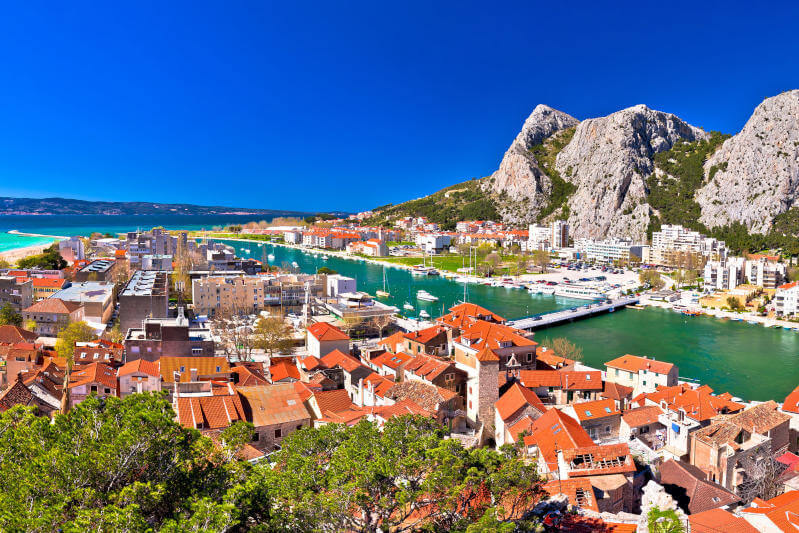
[
  {"x1": 307, "y1": 321, "x2": 349, "y2": 342},
  {"x1": 605, "y1": 354, "x2": 674, "y2": 375}
]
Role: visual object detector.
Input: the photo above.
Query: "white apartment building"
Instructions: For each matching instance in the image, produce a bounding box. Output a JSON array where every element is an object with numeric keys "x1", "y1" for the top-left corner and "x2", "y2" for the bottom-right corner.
[
  {"x1": 745, "y1": 257, "x2": 786, "y2": 288},
  {"x1": 703, "y1": 257, "x2": 746, "y2": 292},
  {"x1": 775, "y1": 282, "x2": 799, "y2": 317},
  {"x1": 527, "y1": 224, "x2": 550, "y2": 250},
  {"x1": 574, "y1": 238, "x2": 646, "y2": 264}
]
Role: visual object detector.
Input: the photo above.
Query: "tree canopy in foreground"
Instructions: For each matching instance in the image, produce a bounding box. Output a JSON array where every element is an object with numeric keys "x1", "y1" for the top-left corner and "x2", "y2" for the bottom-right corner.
[{"x1": 0, "y1": 394, "x2": 546, "y2": 532}]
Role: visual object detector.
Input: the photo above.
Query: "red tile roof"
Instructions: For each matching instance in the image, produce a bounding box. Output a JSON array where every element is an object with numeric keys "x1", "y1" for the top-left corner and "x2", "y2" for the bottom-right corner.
[
  {"x1": 605, "y1": 354, "x2": 674, "y2": 375},
  {"x1": 783, "y1": 384, "x2": 799, "y2": 414},
  {"x1": 561, "y1": 443, "x2": 636, "y2": 477},
  {"x1": 689, "y1": 508, "x2": 758, "y2": 533},
  {"x1": 570, "y1": 399, "x2": 619, "y2": 422},
  {"x1": 307, "y1": 322, "x2": 350, "y2": 342},
  {"x1": 621, "y1": 405, "x2": 663, "y2": 427},
  {"x1": 269, "y1": 360, "x2": 300, "y2": 382},
  {"x1": 118, "y1": 358, "x2": 160, "y2": 377},
  {"x1": 495, "y1": 383, "x2": 546, "y2": 422},
  {"x1": 523, "y1": 409, "x2": 594, "y2": 472}
]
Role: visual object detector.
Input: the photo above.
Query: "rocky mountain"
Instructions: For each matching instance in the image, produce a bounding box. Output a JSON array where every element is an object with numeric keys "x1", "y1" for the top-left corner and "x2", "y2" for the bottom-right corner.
[
  {"x1": 696, "y1": 90, "x2": 799, "y2": 233},
  {"x1": 375, "y1": 90, "x2": 799, "y2": 242}
]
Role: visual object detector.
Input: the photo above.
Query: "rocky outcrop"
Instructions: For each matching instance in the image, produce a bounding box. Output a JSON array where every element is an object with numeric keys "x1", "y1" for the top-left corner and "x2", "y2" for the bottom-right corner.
[
  {"x1": 555, "y1": 105, "x2": 707, "y2": 240},
  {"x1": 483, "y1": 105, "x2": 579, "y2": 225},
  {"x1": 697, "y1": 90, "x2": 799, "y2": 233}
]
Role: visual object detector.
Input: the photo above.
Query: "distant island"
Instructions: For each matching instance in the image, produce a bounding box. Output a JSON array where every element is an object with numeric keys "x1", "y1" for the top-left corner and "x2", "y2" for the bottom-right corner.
[{"x1": 0, "y1": 196, "x2": 316, "y2": 217}]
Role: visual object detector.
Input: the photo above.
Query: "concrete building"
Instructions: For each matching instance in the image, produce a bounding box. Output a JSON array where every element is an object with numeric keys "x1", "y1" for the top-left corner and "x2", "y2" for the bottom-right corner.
[
  {"x1": 604, "y1": 354, "x2": 678, "y2": 397},
  {"x1": 124, "y1": 310, "x2": 215, "y2": 362},
  {"x1": 0, "y1": 276, "x2": 33, "y2": 312},
  {"x1": 141, "y1": 254, "x2": 173, "y2": 271},
  {"x1": 703, "y1": 257, "x2": 746, "y2": 292},
  {"x1": 58, "y1": 236, "x2": 85, "y2": 263},
  {"x1": 745, "y1": 255, "x2": 786, "y2": 288},
  {"x1": 551, "y1": 220, "x2": 569, "y2": 249},
  {"x1": 51, "y1": 282, "x2": 115, "y2": 326},
  {"x1": 22, "y1": 298, "x2": 84, "y2": 336},
  {"x1": 192, "y1": 274, "x2": 321, "y2": 316},
  {"x1": 118, "y1": 271, "x2": 169, "y2": 334},
  {"x1": 74, "y1": 259, "x2": 117, "y2": 283}
]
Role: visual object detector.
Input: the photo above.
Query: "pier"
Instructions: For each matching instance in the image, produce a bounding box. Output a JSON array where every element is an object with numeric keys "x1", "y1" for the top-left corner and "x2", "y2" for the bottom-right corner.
[{"x1": 508, "y1": 296, "x2": 639, "y2": 331}]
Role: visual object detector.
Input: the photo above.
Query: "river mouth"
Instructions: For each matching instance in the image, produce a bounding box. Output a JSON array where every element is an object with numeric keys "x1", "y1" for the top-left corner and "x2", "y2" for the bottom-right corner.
[{"x1": 222, "y1": 238, "x2": 799, "y2": 404}]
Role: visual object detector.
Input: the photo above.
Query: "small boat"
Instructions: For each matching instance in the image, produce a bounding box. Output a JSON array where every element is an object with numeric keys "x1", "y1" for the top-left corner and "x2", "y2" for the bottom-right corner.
[
  {"x1": 403, "y1": 302, "x2": 414, "y2": 311},
  {"x1": 419, "y1": 310, "x2": 430, "y2": 319},
  {"x1": 416, "y1": 290, "x2": 439, "y2": 302}
]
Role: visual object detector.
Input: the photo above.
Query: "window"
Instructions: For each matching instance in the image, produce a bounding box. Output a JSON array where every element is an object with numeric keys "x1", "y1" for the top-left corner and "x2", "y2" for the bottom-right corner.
[{"x1": 274, "y1": 428, "x2": 282, "y2": 438}]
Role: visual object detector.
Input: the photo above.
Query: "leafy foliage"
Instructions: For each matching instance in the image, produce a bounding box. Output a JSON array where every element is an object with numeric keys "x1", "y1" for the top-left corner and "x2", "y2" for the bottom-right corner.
[
  {"x1": 0, "y1": 303, "x2": 22, "y2": 326},
  {"x1": 529, "y1": 127, "x2": 576, "y2": 221},
  {"x1": 0, "y1": 397, "x2": 547, "y2": 532},
  {"x1": 645, "y1": 131, "x2": 730, "y2": 237},
  {"x1": 16, "y1": 243, "x2": 67, "y2": 270},
  {"x1": 366, "y1": 179, "x2": 500, "y2": 230}
]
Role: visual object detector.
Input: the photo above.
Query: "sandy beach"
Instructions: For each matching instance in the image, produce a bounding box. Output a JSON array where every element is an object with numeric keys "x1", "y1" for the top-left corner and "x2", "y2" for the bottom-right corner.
[{"x1": 0, "y1": 242, "x2": 54, "y2": 264}]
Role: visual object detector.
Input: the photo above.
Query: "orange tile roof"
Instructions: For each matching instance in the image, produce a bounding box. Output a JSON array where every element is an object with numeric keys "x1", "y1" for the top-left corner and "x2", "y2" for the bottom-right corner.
[
  {"x1": 689, "y1": 508, "x2": 758, "y2": 533},
  {"x1": 312, "y1": 389, "x2": 355, "y2": 416},
  {"x1": 605, "y1": 354, "x2": 674, "y2": 375},
  {"x1": 784, "y1": 384, "x2": 799, "y2": 414},
  {"x1": 68, "y1": 362, "x2": 117, "y2": 390},
  {"x1": 118, "y1": 358, "x2": 160, "y2": 377},
  {"x1": 269, "y1": 360, "x2": 300, "y2": 382},
  {"x1": 621, "y1": 405, "x2": 663, "y2": 427},
  {"x1": 643, "y1": 383, "x2": 744, "y2": 422},
  {"x1": 561, "y1": 443, "x2": 636, "y2": 477},
  {"x1": 570, "y1": 399, "x2": 619, "y2": 422},
  {"x1": 307, "y1": 321, "x2": 350, "y2": 342},
  {"x1": 543, "y1": 478, "x2": 599, "y2": 512},
  {"x1": 403, "y1": 325, "x2": 447, "y2": 345},
  {"x1": 176, "y1": 389, "x2": 246, "y2": 430},
  {"x1": 740, "y1": 490, "x2": 799, "y2": 531},
  {"x1": 24, "y1": 298, "x2": 82, "y2": 314},
  {"x1": 523, "y1": 409, "x2": 594, "y2": 472},
  {"x1": 320, "y1": 349, "x2": 361, "y2": 373},
  {"x1": 495, "y1": 383, "x2": 546, "y2": 421},
  {"x1": 236, "y1": 383, "x2": 311, "y2": 427}
]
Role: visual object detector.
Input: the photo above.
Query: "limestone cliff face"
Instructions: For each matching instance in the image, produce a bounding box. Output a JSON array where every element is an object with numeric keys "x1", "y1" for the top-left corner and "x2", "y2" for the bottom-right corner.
[
  {"x1": 483, "y1": 105, "x2": 579, "y2": 225},
  {"x1": 554, "y1": 105, "x2": 707, "y2": 240},
  {"x1": 696, "y1": 90, "x2": 799, "y2": 233}
]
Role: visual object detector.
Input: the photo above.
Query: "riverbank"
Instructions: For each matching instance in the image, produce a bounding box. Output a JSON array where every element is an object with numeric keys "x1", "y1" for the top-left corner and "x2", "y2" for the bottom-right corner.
[{"x1": 640, "y1": 296, "x2": 799, "y2": 331}]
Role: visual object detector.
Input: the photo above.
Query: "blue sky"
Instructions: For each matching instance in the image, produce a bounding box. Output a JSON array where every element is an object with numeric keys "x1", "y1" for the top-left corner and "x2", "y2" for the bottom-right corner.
[{"x1": 0, "y1": 1, "x2": 797, "y2": 213}]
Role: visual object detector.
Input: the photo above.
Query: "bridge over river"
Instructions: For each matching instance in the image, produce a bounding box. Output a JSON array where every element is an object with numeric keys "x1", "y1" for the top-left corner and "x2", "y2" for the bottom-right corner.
[{"x1": 508, "y1": 296, "x2": 640, "y2": 331}]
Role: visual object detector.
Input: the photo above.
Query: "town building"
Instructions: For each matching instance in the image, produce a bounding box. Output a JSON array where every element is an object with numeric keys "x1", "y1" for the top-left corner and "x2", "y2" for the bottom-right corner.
[
  {"x1": 124, "y1": 311, "x2": 215, "y2": 362},
  {"x1": 604, "y1": 354, "x2": 678, "y2": 397},
  {"x1": 236, "y1": 383, "x2": 312, "y2": 452},
  {"x1": 775, "y1": 281, "x2": 799, "y2": 317},
  {"x1": 0, "y1": 275, "x2": 33, "y2": 312},
  {"x1": 51, "y1": 281, "x2": 115, "y2": 326},
  {"x1": 23, "y1": 298, "x2": 84, "y2": 336},
  {"x1": 306, "y1": 322, "x2": 350, "y2": 358},
  {"x1": 74, "y1": 259, "x2": 117, "y2": 282},
  {"x1": 118, "y1": 271, "x2": 169, "y2": 334},
  {"x1": 703, "y1": 257, "x2": 746, "y2": 291},
  {"x1": 58, "y1": 236, "x2": 85, "y2": 263}
]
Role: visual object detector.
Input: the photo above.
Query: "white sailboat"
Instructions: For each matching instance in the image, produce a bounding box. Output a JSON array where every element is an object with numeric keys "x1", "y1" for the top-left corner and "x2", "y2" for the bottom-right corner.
[{"x1": 376, "y1": 266, "x2": 390, "y2": 298}]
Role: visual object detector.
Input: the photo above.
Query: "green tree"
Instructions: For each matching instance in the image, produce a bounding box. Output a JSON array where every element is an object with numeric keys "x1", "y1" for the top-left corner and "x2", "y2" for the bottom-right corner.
[
  {"x1": 0, "y1": 303, "x2": 22, "y2": 326},
  {"x1": 253, "y1": 316, "x2": 294, "y2": 356},
  {"x1": 639, "y1": 269, "x2": 665, "y2": 290},
  {"x1": 531, "y1": 250, "x2": 549, "y2": 273}
]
